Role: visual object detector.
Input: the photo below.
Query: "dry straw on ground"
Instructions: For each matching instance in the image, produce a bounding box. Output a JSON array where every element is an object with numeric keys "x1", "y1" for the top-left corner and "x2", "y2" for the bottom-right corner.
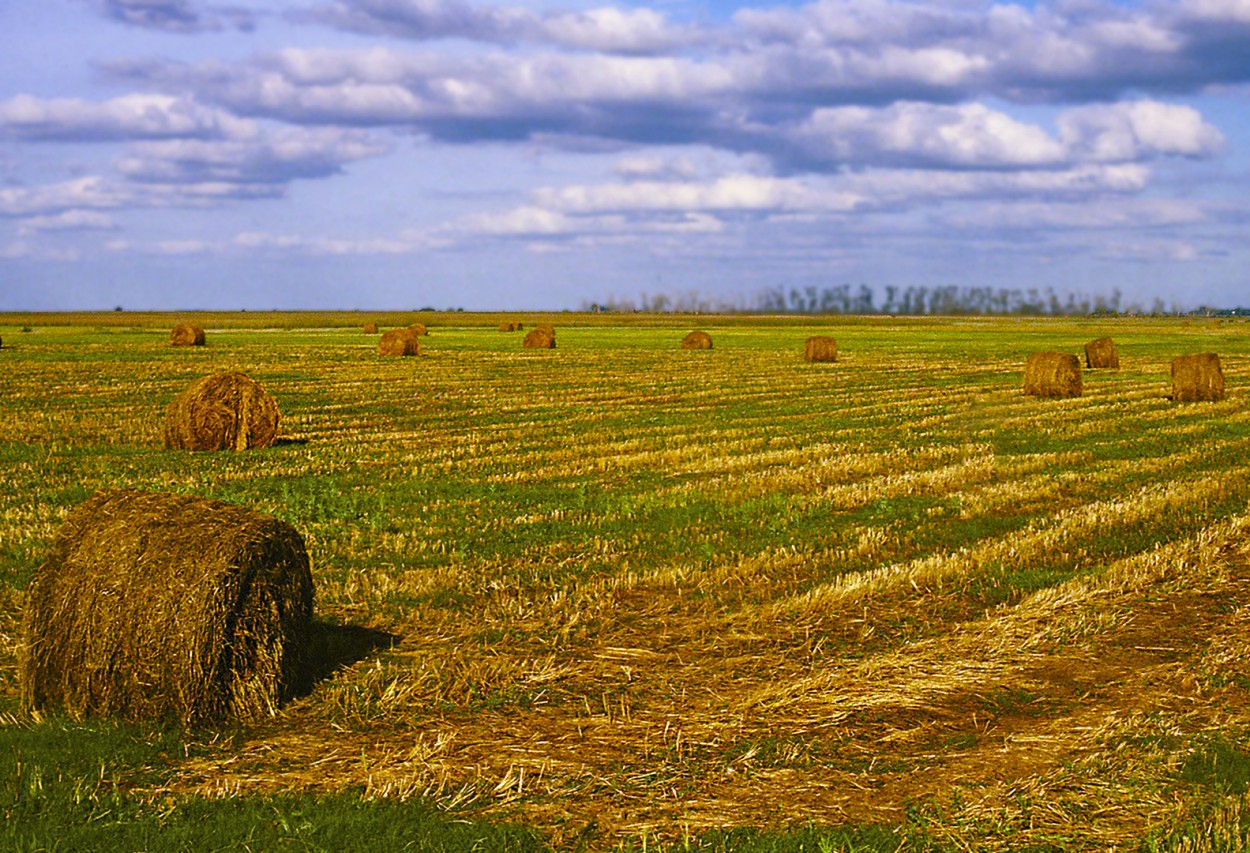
[
  {"x1": 1023, "y1": 351, "x2": 1083, "y2": 398},
  {"x1": 170, "y1": 322, "x2": 206, "y2": 347},
  {"x1": 363, "y1": 322, "x2": 378, "y2": 334},
  {"x1": 408, "y1": 323, "x2": 428, "y2": 336},
  {"x1": 1171, "y1": 353, "x2": 1225, "y2": 402},
  {"x1": 804, "y1": 335, "x2": 838, "y2": 362},
  {"x1": 20, "y1": 488, "x2": 315, "y2": 726},
  {"x1": 1085, "y1": 337, "x2": 1119, "y2": 369},
  {"x1": 524, "y1": 328, "x2": 556, "y2": 349},
  {"x1": 378, "y1": 328, "x2": 421, "y2": 357},
  {"x1": 682, "y1": 330, "x2": 713, "y2": 350},
  {"x1": 163, "y1": 371, "x2": 281, "y2": 451}
]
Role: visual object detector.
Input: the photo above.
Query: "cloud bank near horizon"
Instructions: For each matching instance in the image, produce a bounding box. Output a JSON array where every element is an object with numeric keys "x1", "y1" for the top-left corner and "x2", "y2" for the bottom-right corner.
[{"x1": 2, "y1": 0, "x2": 1248, "y2": 309}]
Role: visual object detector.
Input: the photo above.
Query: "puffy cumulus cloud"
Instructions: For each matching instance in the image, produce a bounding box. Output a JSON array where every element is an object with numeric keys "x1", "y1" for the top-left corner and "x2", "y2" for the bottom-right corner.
[
  {"x1": 1059, "y1": 101, "x2": 1226, "y2": 162},
  {"x1": 304, "y1": 0, "x2": 701, "y2": 54},
  {"x1": 116, "y1": 127, "x2": 389, "y2": 185},
  {"x1": 787, "y1": 102, "x2": 1066, "y2": 170},
  {"x1": 0, "y1": 94, "x2": 254, "y2": 142},
  {"x1": 87, "y1": 0, "x2": 255, "y2": 32},
  {"x1": 17, "y1": 210, "x2": 120, "y2": 235},
  {"x1": 0, "y1": 177, "x2": 133, "y2": 217}
]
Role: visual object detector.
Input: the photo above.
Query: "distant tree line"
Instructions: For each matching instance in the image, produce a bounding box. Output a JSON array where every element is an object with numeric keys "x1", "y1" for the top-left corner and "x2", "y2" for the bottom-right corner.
[{"x1": 585, "y1": 285, "x2": 1192, "y2": 316}]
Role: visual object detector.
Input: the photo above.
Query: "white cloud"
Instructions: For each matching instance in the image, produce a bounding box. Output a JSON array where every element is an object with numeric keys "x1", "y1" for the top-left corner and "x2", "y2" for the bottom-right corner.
[
  {"x1": 1058, "y1": 101, "x2": 1226, "y2": 162},
  {"x1": 17, "y1": 210, "x2": 119, "y2": 235},
  {"x1": 0, "y1": 94, "x2": 254, "y2": 141}
]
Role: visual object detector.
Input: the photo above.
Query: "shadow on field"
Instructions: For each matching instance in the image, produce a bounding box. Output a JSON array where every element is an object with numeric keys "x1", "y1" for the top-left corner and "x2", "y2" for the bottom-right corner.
[{"x1": 305, "y1": 621, "x2": 399, "y2": 688}]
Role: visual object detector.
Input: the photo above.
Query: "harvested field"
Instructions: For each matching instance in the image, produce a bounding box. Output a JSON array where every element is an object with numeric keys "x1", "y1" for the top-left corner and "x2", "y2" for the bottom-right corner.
[{"x1": 1, "y1": 314, "x2": 1249, "y2": 851}]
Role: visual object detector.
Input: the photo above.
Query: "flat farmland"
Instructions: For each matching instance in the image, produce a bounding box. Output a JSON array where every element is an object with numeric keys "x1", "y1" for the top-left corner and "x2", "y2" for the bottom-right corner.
[{"x1": 3, "y1": 313, "x2": 1250, "y2": 852}]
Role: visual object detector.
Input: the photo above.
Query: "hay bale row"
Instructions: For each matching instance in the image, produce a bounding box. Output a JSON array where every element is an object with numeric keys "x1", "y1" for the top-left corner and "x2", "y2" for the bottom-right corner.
[
  {"x1": 804, "y1": 335, "x2": 837, "y2": 362},
  {"x1": 682, "y1": 330, "x2": 713, "y2": 350},
  {"x1": 163, "y1": 371, "x2": 280, "y2": 451},
  {"x1": 21, "y1": 488, "x2": 315, "y2": 725},
  {"x1": 170, "y1": 322, "x2": 206, "y2": 347},
  {"x1": 1023, "y1": 351, "x2": 1083, "y2": 398},
  {"x1": 1172, "y1": 353, "x2": 1225, "y2": 402},
  {"x1": 498, "y1": 321, "x2": 524, "y2": 332},
  {"x1": 379, "y1": 328, "x2": 421, "y2": 357}
]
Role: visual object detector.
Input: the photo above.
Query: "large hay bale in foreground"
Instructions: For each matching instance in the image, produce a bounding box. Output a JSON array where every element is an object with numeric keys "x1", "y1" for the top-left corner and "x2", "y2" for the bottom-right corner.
[
  {"x1": 534, "y1": 323, "x2": 554, "y2": 336},
  {"x1": 804, "y1": 335, "x2": 837, "y2": 362},
  {"x1": 170, "y1": 322, "x2": 206, "y2": 347},
  {"x1": 1023, "y1": 352, "x2": 1082, "y2": 398},
  {"x1": 682, "y1": 331, "x2": 713, "y2": 350},
  {"x1": 363, "y1": 322, "x2": 378, "y2": 334},
  {"x1": 1085, "y1": 337, "x2": 1119, "y2": 369},
  {"x1": 378, "y1": 328, "x2": 420, "y2": 357},
  {"x1": 21, "y1": 489, "x2": 315, "y2": 725},
  {"x1": 523, "y1": 328, "x2": 556, "y2": 349},
  {"x1": 163, "y1": 372, "x2": 280, "y2": 451},
  {"x1": 1171, "y1": 353, "x2": 1225, "y2": 402},
  {"x1": 408, "y1": 323, "x2": 428, "y2": 336}
]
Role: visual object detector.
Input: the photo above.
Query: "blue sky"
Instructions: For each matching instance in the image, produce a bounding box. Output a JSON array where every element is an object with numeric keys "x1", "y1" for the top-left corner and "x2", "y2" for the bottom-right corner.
[{"x1": 2, "y1": 0, "x2": 1249, "y2": 311}]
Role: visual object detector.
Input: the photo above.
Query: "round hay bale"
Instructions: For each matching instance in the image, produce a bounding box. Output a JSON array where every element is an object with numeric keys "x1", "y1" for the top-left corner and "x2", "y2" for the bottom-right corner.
[
  {"x1": 1085, "y1": 337, "x2": 1119, "y2": 369},
  {"x1": 498, "y1": 321, "x2": 516, "y2": 332},
  {"x1": 804, "y1": 335, "x2": 837, "y2": 362},
  {"x1": 1023, "y1": 352, "x2": 1082, "y2": 398},
  {"x1": 534, "y1": 323, "x2": 554, "y2": 336},
  {"x1": 20, "y1": 488, "x2": 315, "y2": 725},
  {"x1": 170, "y1": 322, "x2": 206, "y2": 347},
  {"x1": 1171, "y1": 353, "x2": 1225, "y2": 402},
  {"x1": 523, "y1": 328, "x2": 556, "y2": 349},
  {"x1": 363, "y1": 322, "x2": 378, "y2": 334},
  {"x1": 378, "y1": 328, "x2": 420, "y2": 357},
  {"x1": 163, "y1": 371, "x2": 281, "y2": 451},
  {"x1": 682, "y1": 330, "x2": 713, "y2": 350},
  {"x1": 408, "y1": 323, "x2": 428, "y2": 336}
]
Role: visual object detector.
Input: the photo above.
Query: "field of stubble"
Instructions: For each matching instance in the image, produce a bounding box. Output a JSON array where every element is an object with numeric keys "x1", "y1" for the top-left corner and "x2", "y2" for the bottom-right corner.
[{"x1": 2, "y1": 312, "x2": 1250, "y2": 852}]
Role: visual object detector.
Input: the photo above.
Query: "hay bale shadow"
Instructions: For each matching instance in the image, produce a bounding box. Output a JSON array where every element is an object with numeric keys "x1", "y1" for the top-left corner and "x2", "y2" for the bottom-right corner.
[{"x1": 304, "y1": 622, "x2": 399, "y2": 691}]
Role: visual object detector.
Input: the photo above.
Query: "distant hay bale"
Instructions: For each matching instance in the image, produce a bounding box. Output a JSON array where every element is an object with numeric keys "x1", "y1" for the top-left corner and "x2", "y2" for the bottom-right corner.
[
  {"x1": 20, "y1": 488, "x2": 315, "y2": 725},
  {"x1": 363, "y1": 322, "x2": 378, "y2": 334},
  {"x1": 1085, "y1": 337, "x2": 1119, "y2": 369},
  {"x1": 1023, "y1": 352, "x2": 1082, "y2": 398},
  {"x1": 523, "y1": 328, "x2": 556, "y2": 349},
  {"x1": 170, "y1": 322, "x2": 206, "y2": 347},
  {"x1": 498, "y1": 321, "x2": 517, "y2": 332},
  {"x1": 1171, "y1": 353, "x2": 1225, "y2": 402},
  {"x1": 408, "y1": 323, "x2": 428, "y2": 336},
  {"x1": 163, "y1": 371, "x2": 281, "y2": 451},
  {"x1": 378, "y1": 328, "x2": 420, "y2": 357},
  {"x1": 682, "y1": 331, "x2": 713, "y2": 350},
  {"x1": 804, "y1": 335, "x2": 837, "y2": 362}
]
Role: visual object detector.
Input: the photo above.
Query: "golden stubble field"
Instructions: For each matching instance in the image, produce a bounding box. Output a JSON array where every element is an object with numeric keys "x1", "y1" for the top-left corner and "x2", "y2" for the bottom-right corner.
[{"x1": 2, "y1": 312, "x2": 1249, "y2": 850}]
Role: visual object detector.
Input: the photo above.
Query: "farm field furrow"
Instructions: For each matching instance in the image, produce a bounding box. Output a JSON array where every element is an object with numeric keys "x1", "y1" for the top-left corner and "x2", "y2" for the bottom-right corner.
[{"x1": 1, "y1": 314, "x2": 1249, "y2": 852}]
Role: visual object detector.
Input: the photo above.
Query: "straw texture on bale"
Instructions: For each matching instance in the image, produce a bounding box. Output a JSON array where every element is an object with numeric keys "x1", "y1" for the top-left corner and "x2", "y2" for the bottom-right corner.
[
  {"x1": 499, "y1": 321, "x2": 515, "y2": 332},
  {"x1": 378, "y1": 328, "x2": 420, "y2": 357},
  {"x1": 1085, "y1": 337, "x2": 1119, "y2": 369},
  {"x1": 534, "y1": 323, "x2": 555, "y2": 335},
  {"x1": 21, "y1": 489, "x2": 315, "y2": 725},
  {"x1": 363, "y1": 322, "x2": 378, "y2": 334},
  {"x1": 523, "y1": 328, "x2": 556, "y2": 349},
  {"x1": 682, "y1": 331, "x2": 713, "y2": 350},
  {"x1": 1171, "y1": 353, "x2": 1225, "y2": 402},
  {"x1": 1023, "y1": 351, "x2": 1083, "y2": 398},
  {"x1": 408, "y1": 323, "x2": 428, "y2": 336},
  {"x1": 163, "y1": 371, "x2": 280, "y2": 451},
  {"x1": 170, "y1": 322, "x2": 206, "y2": 347},
  {"x1": 804, "y1": 335, "x2": 838, "y2": 362}
]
